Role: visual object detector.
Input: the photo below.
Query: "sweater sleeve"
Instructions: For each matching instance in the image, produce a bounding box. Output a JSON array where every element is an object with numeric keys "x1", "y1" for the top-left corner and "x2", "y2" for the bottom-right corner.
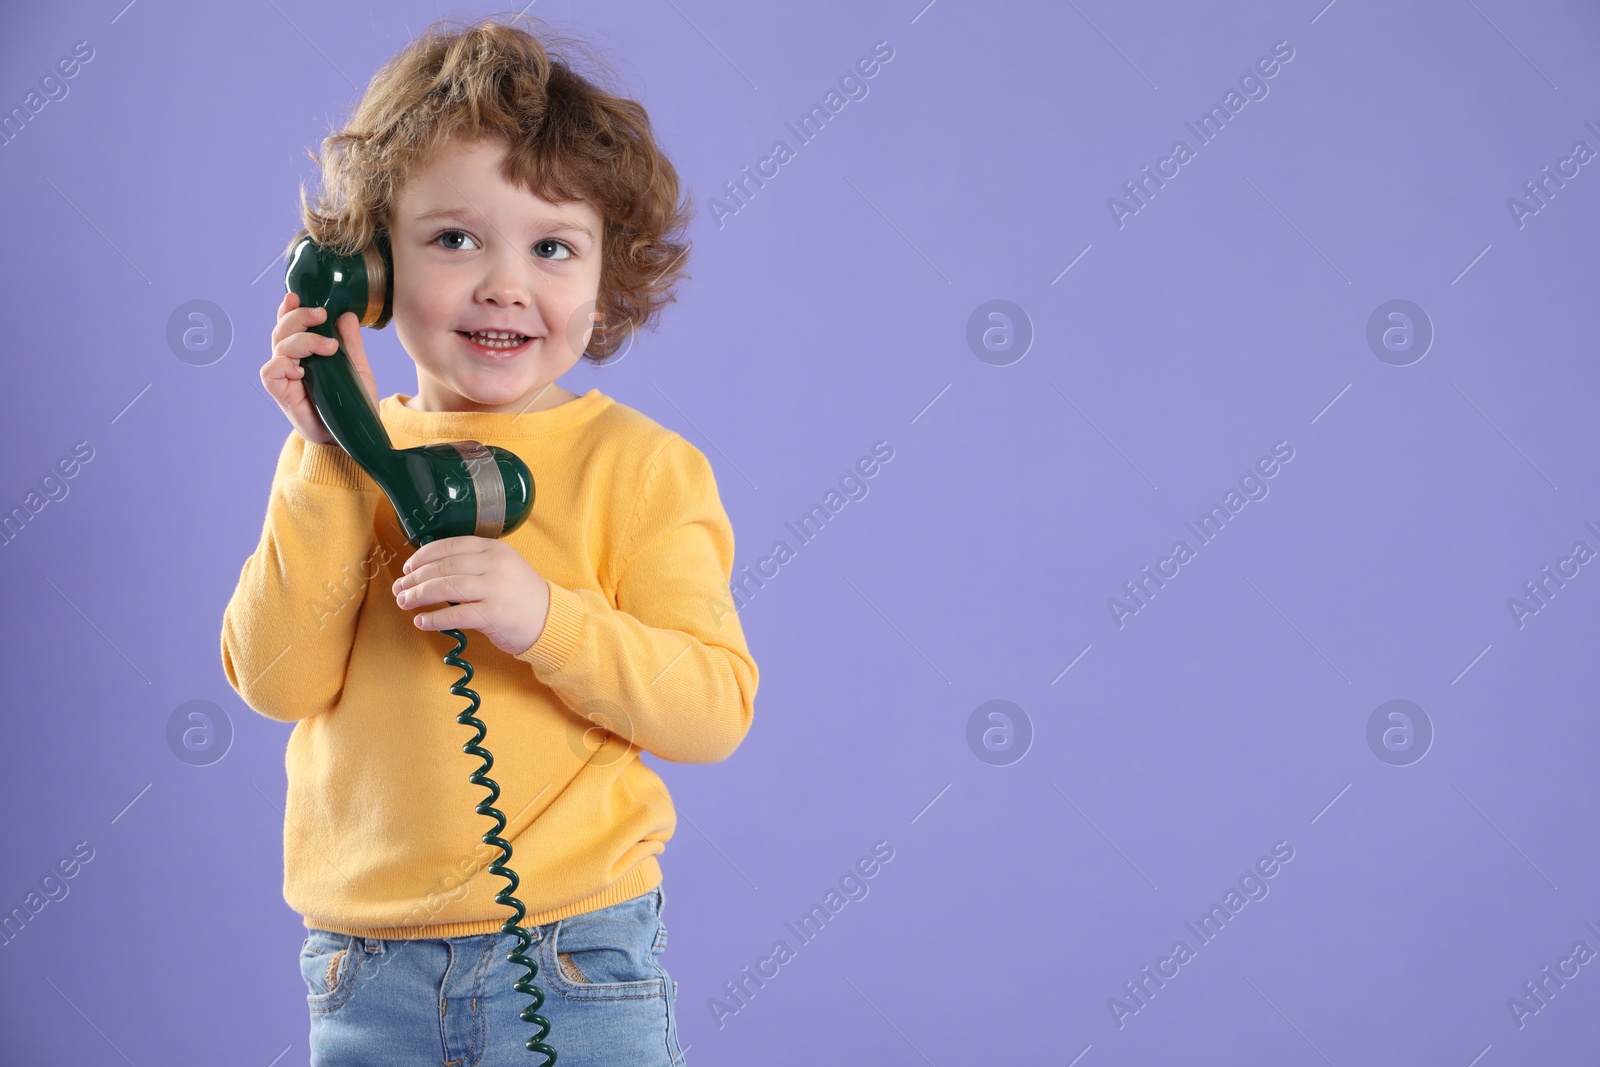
[
  {"x1": 514, "y1": 435, "x2": 758, "y2": 764},
  {"x1": 220, "y1": 430, "x2": 387, "y2": 723}
]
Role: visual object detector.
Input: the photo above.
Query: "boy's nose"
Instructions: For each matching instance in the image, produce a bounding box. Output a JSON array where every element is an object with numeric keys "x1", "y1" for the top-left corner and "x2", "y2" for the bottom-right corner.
[
  {"x1": 476, "y1": 262, "x2": 533, "y2": 308},
  {"x1": 479, "y1": 281, "x2": 530, "y2": 306}
]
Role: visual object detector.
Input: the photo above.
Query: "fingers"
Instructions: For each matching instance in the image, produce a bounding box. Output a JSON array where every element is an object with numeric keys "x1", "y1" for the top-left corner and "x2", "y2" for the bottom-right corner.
[
  {"x1": 263, "y1": 329, "x2": 339, "y2": 384},
  {"x1": 335, "y1": 312, "x2": 369, "y2": 362},
  {"x1": 271, "y1": 316, "x2": 338, "y2": 359},
  {"x1": 259, "y1": 352, "x2": 302, "y2": 392},
  {"x1": 334, "y1": 311, "x2": 355, "y2": 347},
  {"x1": 401, "y1": 537, "x2": 485, "y2": 575},
  {"x1": 394, "y1": 552, "x2": 488, "y2": 596},
  {"x1": 394, "y1": 573, "x2": 486, "y2": 612},
  {"x1": 271, "y1": 293, "x2": 294, "y2": 344},
  {"x1": 328, "y1": 312, "x2": 382, "y2": 404},
  {"x1": 271, "y1": 303, "x2": 330, "y2": 348},
  {"x1": 411, "y1": 599, "x2": 492, "y2": 635},
  {"x1": 262, "y1": 315, "x2": 342, "y2": 400}
]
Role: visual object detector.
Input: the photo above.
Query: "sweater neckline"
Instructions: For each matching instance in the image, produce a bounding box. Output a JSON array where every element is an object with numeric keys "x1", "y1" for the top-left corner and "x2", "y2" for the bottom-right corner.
[{"x1": 379, "y1": 388, "x2": 610, "y2": 439}]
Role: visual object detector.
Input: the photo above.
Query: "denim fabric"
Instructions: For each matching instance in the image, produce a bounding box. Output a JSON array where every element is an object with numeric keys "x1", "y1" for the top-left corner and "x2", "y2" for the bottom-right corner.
[{"x1": 299, "y1": 885, "x2": 683, "y2": 1066}]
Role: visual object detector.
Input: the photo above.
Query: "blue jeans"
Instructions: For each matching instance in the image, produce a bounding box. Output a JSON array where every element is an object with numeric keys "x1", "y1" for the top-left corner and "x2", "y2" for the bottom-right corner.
[{"x1": 299, "y1": 886, "x2": 684, "y2": 1066}]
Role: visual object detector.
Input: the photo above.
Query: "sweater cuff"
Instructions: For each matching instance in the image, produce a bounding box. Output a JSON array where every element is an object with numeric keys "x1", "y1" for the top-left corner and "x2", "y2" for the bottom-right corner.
[
  {"x1": 299, "y1": 440, "x2": 375, "y2": 490},
  {"x1": 515, "y1": 578, "x2": 584, "y2": 674}
]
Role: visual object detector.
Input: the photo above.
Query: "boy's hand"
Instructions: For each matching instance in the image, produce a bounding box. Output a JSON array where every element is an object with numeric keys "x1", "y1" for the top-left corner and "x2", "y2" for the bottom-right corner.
[
  {"x1": 263, "y1": 291, "x2": 380, "y2": 446},
  {"x1": 392, "y1": 537, "x2": 553, "y2": 656}
]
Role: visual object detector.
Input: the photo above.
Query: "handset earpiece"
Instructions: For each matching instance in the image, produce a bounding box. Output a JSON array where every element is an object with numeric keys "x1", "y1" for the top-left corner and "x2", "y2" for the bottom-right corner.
[{"x1": 284, "y1": 232, "x2": 534, "y2": 546}]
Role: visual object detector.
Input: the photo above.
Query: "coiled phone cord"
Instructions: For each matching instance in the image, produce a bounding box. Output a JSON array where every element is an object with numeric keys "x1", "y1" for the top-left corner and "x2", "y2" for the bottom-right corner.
[{"x1": 440, "y1": 602, "x2": 557, "y2": 1065}]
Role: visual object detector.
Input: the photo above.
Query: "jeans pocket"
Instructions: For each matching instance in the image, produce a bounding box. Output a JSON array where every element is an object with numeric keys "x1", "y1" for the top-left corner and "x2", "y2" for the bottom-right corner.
[
  {"x1": 651, "y1": 884, "x2": 668, "y2": 956},
  {"x1": 546, "y1": 892, "x2": 668, "y2": 1001},
  {"x1": 299, "y1": 929, "x2": 359, "y2": 1013}
]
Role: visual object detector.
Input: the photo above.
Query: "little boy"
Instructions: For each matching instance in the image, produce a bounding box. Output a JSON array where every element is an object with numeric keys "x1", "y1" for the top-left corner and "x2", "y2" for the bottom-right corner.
[{"x1": 220, "y1": 16, "x2": 756, "y2": 1065}]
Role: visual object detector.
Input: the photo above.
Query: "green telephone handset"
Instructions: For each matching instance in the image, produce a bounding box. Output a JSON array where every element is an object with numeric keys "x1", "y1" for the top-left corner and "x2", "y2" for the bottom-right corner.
[
  {"x1": 284, "y1": 231, "x2": 558, "y2": 1065},
  {"x1": 282, "y1": 232, "x2": 534, "y2": 545}
]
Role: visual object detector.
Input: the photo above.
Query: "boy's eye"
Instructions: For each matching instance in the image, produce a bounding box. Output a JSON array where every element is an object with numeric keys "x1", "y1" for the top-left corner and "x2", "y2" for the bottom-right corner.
[
  {"x1": 433, "y1": 230, "x2": 573, "y2": 261},
  {"x1": 533, "y1": 238, "x2": 573, "y2": 261},
  {"x1": 435, "y1": 229, "x2": 479, "y2": 252}
]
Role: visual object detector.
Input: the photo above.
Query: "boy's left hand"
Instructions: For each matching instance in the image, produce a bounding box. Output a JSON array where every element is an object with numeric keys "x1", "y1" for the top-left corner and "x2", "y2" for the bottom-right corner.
[{"x1": 392, "y1": 537, "x2": 551, "y2": 657}]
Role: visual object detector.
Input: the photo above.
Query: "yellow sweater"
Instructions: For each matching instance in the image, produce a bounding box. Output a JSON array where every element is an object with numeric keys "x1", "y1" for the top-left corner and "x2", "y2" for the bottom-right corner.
[{"x1": 220, "y1": 388, "x2": 758, "y2": 938}]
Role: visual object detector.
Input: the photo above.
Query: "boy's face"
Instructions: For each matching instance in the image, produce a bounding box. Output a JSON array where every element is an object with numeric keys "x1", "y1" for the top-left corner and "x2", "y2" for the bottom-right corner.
[{"x1": 387, "y1": 134, "x2": 605, "y2": 414}]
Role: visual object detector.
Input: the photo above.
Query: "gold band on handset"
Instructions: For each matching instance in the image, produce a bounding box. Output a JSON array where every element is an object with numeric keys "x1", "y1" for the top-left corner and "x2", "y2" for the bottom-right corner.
[
  {"x1": 448, "y1": 441, "x2": 507, "y2": 538},
  {"x1": 360, "y1": 242, "x2": 389, "y2": 327}
]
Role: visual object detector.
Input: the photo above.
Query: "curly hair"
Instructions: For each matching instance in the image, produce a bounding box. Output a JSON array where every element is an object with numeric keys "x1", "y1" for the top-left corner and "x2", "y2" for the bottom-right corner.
[{"x1": 291, "y1": 13, "x2": 692, "y2": 362}]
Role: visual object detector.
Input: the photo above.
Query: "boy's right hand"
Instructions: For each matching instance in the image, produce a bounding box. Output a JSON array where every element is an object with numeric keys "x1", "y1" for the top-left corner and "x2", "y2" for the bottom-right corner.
[{"x1": 263, "y1": 292, "x2": 380, "y2": 446}]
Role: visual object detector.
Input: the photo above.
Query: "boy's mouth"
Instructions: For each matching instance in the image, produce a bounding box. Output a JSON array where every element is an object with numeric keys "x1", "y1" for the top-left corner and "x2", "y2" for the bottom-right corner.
[{"x1": 457, "y1": 329, "x2": 535, "y2": 355}]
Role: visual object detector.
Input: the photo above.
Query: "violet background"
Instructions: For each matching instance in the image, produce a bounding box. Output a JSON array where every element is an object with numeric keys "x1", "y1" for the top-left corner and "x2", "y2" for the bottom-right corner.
[{"x1": 2, "y1": 0, "x2": 1598, "y2": 1064}]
